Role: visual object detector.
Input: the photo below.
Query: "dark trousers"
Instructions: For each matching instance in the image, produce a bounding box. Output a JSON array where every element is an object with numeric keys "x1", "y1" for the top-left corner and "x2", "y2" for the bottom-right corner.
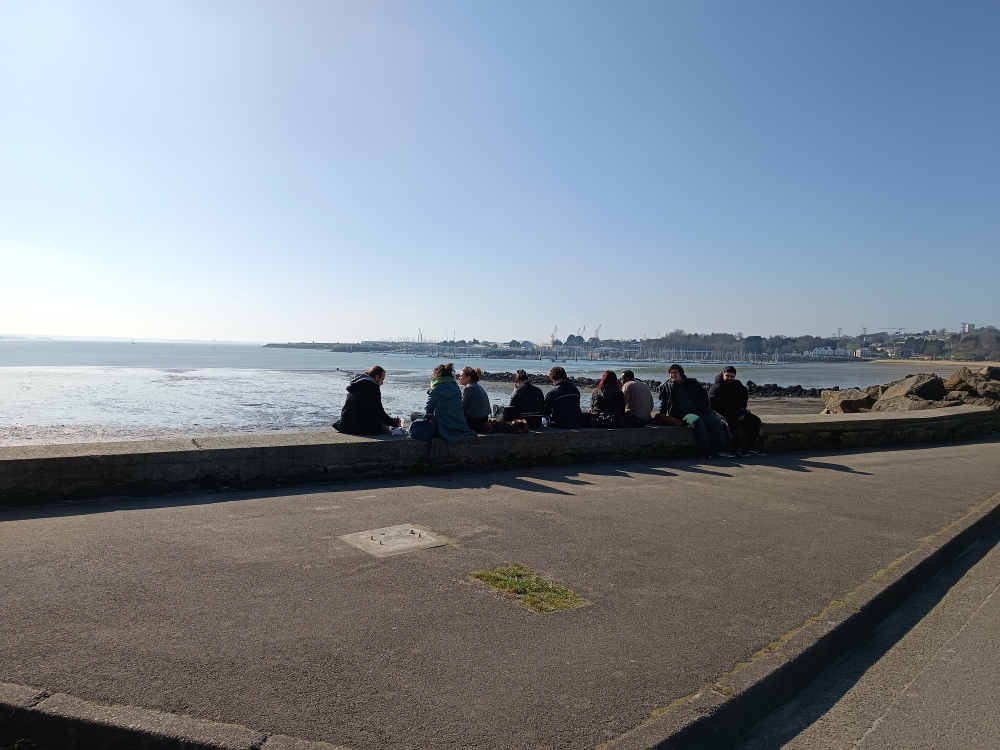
[
  {"x1": 466, "y1": 415, "x2": 488, "y2": 431},
  {"x1": 718, "y1": 410, "x2": 761, "y2": 451}
]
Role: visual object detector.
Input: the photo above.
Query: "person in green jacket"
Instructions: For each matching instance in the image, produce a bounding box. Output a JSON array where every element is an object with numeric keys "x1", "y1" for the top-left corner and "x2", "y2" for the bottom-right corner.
[{"x1": 423, "y1": 363, "x2": 477, "y2": 444}]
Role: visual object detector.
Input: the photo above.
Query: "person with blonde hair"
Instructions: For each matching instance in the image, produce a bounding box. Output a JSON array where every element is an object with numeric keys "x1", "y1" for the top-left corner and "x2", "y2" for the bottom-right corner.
[
  {"x1": 459, "y1": 366, "x2": 491, "y2": 431},
  {"x1": 333, "y1": 365, "x2": 401, "y2": 435}
]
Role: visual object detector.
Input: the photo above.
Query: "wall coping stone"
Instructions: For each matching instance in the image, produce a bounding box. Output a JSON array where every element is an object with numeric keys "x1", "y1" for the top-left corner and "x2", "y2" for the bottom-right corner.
[{"x1": 0, "y1": 406, "x2": 994, "y2": 507}]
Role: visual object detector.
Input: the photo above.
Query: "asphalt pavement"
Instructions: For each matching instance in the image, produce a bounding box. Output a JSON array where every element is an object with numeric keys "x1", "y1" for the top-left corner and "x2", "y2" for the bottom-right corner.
[{"x1": 2, "y1": 437, "x2": 999, "y2": 750}]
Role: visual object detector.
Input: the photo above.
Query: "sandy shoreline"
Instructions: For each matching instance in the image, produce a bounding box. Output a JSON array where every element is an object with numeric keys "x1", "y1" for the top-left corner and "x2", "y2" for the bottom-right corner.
[{"x1": 876, "y1": 359, "x2": 1000, "y2": 369}]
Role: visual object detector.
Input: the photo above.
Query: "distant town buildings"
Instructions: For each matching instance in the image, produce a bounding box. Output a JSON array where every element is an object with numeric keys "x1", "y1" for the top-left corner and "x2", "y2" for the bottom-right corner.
[
  {"x1": 809, "y1": 347, "x2": 853, "y2": 358},
  {"x1": 275, "y1": 323, "x2": 997, "y2": 363}
]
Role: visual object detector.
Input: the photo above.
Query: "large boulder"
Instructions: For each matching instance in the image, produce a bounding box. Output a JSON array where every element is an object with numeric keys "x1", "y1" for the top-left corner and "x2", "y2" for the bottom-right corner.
[
  {"x1": 821, "y1": 389, "x2": 875, "y2": 413},
  {"x1": 863, "y1": 384, "x2": 884, "y2": 400},
  {"x1": 870, "y1": 395, "x2": 938, "y2": 412},
  {"x1": 962, "y1": 396, "x2": 1000, "y2": 412},
  {"x1": 943, "y1": 367, "x2": 975, "y2": 391},
  {"x1": 979, "y1": 366, "x2": 1000, "y2": 381},
  {"x1": 947, "y1": 380, "x2": 978, "y2": 394},
  {"x1": 978, "y1": 381, "x2": 1000, "y2": 399},
  {"x1": 879, "y1": 373, "x2": 947, "y2": 402}
]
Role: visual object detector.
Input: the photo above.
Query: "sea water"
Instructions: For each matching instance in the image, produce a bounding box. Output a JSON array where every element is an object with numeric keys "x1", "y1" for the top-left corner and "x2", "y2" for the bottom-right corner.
[{"x1": 0, "y1": 340, "x2": 936, "y2": 445}]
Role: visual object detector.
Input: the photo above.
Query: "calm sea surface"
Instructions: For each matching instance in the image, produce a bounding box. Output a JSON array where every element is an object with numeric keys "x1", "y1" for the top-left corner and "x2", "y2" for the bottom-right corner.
[{"x1": 0, "y1": 340, "x2": 940, "y2": 445}]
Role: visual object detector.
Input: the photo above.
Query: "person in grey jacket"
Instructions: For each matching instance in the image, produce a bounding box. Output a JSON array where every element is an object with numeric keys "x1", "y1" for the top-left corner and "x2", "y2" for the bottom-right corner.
[{"x1": 459, "y1": 366, "x2": 492, "y2": 431}]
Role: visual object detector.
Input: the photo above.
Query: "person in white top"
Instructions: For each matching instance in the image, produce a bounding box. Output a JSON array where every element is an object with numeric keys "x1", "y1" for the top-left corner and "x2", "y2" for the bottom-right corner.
[{"x1": 620, "y1": 370, "x2": 654, "y2": 421}]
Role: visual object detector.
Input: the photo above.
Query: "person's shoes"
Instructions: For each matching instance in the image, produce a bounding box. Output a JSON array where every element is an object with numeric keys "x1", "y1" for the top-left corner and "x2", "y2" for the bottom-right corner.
[
  {"x1": 744, "y1": 449, "x2": 764, "y2": 455},
  {"x1": 717, "y1": 451, "x2": 736, "y2": 458},
  {"x1": 701, "y1": 454, "x2": 713, "y2": 460}
]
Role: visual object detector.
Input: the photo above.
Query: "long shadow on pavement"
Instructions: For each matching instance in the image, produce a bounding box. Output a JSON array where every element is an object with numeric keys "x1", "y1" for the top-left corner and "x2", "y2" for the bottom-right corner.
[{"x1": 3, "y1": 433, "x2": 996, "y2": 524}]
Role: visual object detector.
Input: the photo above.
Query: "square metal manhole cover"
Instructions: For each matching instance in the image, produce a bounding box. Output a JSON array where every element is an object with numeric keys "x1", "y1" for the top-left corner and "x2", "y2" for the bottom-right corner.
[{"x1": 340, "y1": 524, "x2": 451, "y2": 557}]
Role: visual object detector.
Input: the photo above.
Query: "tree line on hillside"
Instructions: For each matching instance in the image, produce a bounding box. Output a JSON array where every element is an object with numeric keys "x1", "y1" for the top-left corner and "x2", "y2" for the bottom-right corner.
[{"x1": 267, "y1": 327, "x2": 1000, "y2": 361}]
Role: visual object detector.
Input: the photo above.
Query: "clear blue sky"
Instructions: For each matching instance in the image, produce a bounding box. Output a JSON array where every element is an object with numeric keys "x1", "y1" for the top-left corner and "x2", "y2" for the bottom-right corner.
[{"x1": 1, "y1": 1, "x2": 997, "y2": 343}]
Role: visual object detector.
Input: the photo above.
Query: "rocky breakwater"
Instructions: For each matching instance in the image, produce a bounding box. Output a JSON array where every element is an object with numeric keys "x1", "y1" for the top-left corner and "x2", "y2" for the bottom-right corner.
[
  {"x1": 821, "y1": 367, "x2": 1000, "y2": 416},
  {"x1": 480, "y1": 371, "x2": 604, "y2": 388},
  {"x1": 745, "y1": 382, "x2": 824, "y2": 398},
  {"x1": 480, "y1": 371, "x2": 824, "y2": 397}
]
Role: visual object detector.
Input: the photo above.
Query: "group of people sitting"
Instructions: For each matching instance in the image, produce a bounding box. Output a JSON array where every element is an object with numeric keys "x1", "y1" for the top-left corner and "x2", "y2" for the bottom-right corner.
[{"x1": 333, "y1": 362, "x2": 762, "y2": 459}]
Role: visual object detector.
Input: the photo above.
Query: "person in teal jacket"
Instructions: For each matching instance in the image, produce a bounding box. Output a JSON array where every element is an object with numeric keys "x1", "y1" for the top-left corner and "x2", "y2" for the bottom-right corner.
[{"x1": 423, "y1": 363, "x2": 476, "y2": 444}]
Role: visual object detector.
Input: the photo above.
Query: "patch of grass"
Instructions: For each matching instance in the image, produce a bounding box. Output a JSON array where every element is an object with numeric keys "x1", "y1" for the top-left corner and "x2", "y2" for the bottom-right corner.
[{"x1": 470, "y1": 563, "x2": 590, "y2": 613}]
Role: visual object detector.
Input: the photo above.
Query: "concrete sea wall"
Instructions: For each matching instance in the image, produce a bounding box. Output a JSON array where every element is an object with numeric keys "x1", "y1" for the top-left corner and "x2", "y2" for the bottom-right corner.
[{"x1": 0, "y1": 406, "x2": 995, "y2": 507}]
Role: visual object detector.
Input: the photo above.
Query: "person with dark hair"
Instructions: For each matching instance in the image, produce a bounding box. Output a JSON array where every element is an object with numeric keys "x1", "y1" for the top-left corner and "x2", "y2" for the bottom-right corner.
[
  {"x1": 333, "y1": 365, "x2": 401, "y2": 435},
  {"x1": 506, "y1": 370, "x2": 545, "y2": 427},
  {"x1": 709, "y1": 366, "x2": 762, "y2": 455},
  {"x1": 589, "y1": 370, "x2": 625, "y2": 427},
  {"x1": 542, "y1": 366, "x2": 582, "y2": 428},
  {"x1": 620, "y1": 370, "x2": 654, "y2": 421},
  {"x1": 422, "y1": 363, "x2": 476, "y2": 443},
  {"x1": 658, "y1": 364, "x2": 730, "y2": 458},
  {"x1": 459, "y1": 366, "x2": 491, "y2": 431}
]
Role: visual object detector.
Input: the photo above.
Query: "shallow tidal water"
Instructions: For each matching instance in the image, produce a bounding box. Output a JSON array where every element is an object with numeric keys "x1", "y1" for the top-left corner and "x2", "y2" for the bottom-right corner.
[{"x1": 0, "y1": 340, "x2": 940, "y2": 446}]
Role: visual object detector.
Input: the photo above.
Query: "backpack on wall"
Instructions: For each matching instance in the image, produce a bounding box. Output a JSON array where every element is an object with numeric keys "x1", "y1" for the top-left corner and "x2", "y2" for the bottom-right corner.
[
  {"x1": 591, "y1": 412, "x2": 625, "y2": 428},
  {"x1": 409, "y1": 416, "x2": 437, "y2": 441}
]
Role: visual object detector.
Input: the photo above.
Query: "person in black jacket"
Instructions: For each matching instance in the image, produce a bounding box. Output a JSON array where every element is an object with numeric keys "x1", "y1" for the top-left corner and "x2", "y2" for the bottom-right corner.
[
  {"x1": 506, "y1": 370, "x2": 545, "y2": 427},
  {"x1": 542, "y1": 366, "x2": 582, "y2": 428},
  {"x1": 658, "y1": 364, "x2": 729, "y2": 457},
  {"x1": 333, "y1": 366, "x2": 401, "y2": 435},
  {"x1": 709, "y1": 366, "x2": 762, "y2": 455}
]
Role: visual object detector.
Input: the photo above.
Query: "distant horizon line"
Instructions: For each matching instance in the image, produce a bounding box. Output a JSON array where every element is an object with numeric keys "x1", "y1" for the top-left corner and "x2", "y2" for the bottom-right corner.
[
  {"x1": 2, "y1": 326, "x2": 985, "y2": 347},
  {"x1": 0, "y1": 334, "x2": 262, "y2": 345}
]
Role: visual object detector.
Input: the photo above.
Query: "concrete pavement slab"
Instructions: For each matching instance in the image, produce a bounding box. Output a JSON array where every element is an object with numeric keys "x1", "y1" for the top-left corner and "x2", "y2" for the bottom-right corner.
[
  {"x1": 860, "y1": 591, "x2": 1000, "y2": 749},
  {"x1": 2, "y1": 439, "x2": 999, "y2": 749},
  {"x1": 732, "y1": 524, "x2": 1000, "y2": 750}
]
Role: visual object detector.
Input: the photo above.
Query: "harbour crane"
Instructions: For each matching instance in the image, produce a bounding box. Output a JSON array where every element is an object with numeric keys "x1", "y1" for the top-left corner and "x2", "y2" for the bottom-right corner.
[
  {"x1": 593, "y1": 324, "x2": 602, "y2": 340},
  {"x1": 550, "y1": 325, "x2": 558, "y2": 345}
]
